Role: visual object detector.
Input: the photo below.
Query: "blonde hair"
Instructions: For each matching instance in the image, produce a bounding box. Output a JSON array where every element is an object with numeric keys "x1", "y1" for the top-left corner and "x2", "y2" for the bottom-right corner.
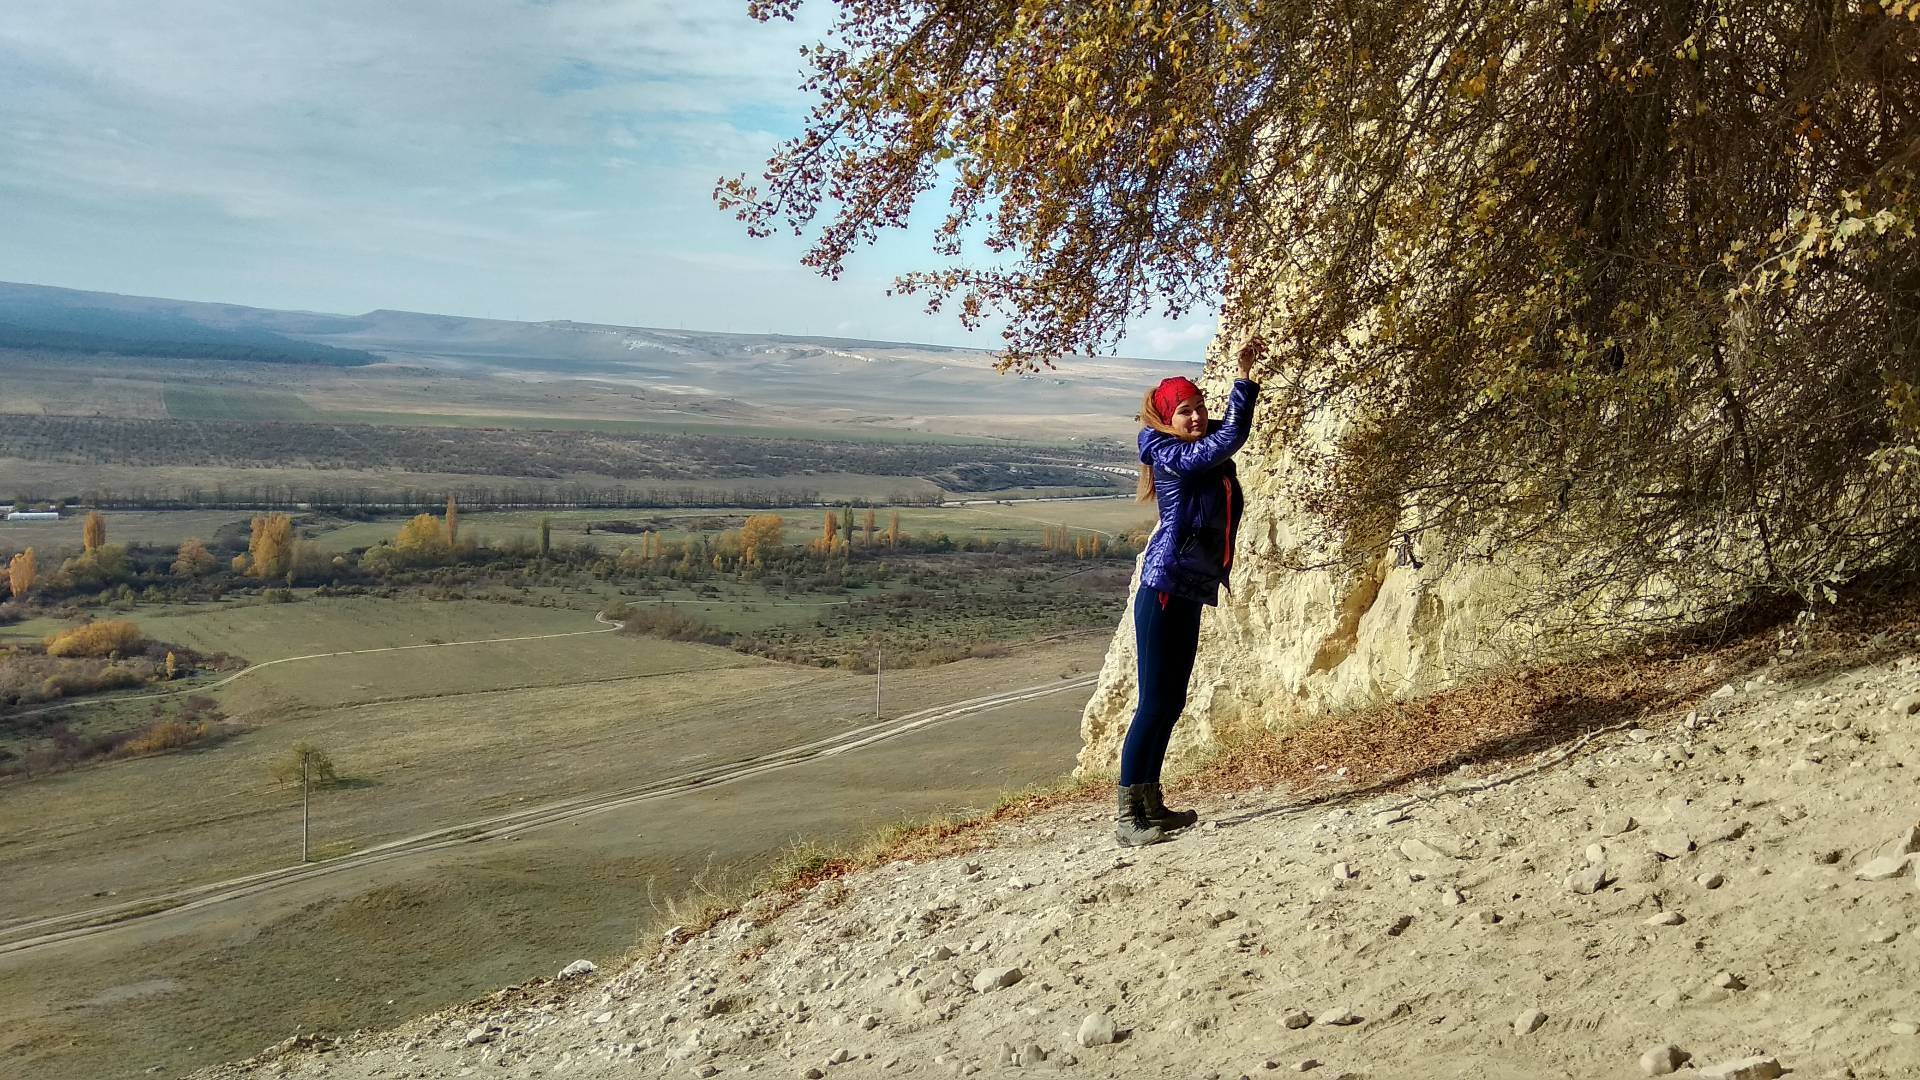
[{"x1": 1136, "y1": 388, "x2": 1193, "y2": 502}]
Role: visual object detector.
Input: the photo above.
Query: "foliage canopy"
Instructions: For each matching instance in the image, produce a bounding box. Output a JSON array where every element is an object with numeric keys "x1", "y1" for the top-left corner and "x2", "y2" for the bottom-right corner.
[{"x1": 727, "y1": 0, "x2": 1920, "y2": 616}]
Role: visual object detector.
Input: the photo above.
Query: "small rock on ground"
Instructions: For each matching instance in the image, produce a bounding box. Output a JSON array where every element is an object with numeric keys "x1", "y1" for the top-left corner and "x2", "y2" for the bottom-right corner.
[
  {"x1": 971, "y1": 967, "x2": 1023, "y2": 993},
  {"x1": 1077, "y1": 1013, "x2": 1117, "y2": 1048},
  {"x1": 1698, "y1": 1056, "x2": 1784, "y2": 1080},
  {"x1": 1567, "y1": 865, "x2": 1611, "y2": 895},
  {"x1": 1640, "y1": 1044, "x2": 1690, "y2": 1076},
  {"x1": 1855, "y1": 854, "x2": 1911, "y2": 881}
]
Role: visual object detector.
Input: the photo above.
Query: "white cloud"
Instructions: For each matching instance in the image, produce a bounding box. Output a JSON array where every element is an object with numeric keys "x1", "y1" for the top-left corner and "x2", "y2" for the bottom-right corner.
[
  {"x1": 1122, "y1": 318, "x2": 1219, "y2": 363},
  {"x1": 0, "y1": 1, "x2": 1213, "y2": 360}
]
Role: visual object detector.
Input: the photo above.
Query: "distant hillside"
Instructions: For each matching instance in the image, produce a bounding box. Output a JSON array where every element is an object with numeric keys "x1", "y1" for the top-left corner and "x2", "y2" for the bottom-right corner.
[
  {"x1": 0, "y1": 287, "x2": 379, "y2": 366},
  {"x1": 0, "y1": 320, "x2": 378, "y2": 367},
  {"x1": 0, "y1": 280, "x2": 1197, "y2": 442}
]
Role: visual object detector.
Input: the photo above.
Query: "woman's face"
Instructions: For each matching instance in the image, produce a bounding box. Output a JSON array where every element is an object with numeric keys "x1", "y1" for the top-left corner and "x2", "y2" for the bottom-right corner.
[{"x1": 1170, "y1": 395, "x2": 1207, "y2": 439}]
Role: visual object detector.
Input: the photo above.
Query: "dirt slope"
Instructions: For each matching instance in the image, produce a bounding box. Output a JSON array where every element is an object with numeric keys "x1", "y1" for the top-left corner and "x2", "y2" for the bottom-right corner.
[{"x1": 193, "y1": 654, "x2": 1920, "y2": 1080}]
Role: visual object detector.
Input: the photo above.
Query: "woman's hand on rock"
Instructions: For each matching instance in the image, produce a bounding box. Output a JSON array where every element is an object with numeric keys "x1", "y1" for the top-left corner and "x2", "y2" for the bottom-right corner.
[{"x1": 1236, "y1": 335, "x2": 1267, "y2": 380}]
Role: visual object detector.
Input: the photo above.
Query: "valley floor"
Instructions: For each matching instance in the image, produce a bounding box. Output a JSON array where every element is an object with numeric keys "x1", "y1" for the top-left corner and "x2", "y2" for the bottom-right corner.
[{"x1": 0, "y1": 633, "x2": 1102, "y2": 1080}]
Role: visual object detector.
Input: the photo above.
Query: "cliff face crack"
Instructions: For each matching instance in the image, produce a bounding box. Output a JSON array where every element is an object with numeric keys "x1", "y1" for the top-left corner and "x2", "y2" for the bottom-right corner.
[{"x1": 1306, "y1": 557, "x2": 1389, "y2": 676}]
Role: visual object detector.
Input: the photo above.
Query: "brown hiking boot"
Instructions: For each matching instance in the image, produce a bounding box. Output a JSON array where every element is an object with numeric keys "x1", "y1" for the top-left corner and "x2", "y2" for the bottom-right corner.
[
  {"x1": 1114, "y1": 784, "x2": 1170, "y2": 847},
  {"x1": 1144, "y1": 782, "x2": 1199, "y2": 831}
]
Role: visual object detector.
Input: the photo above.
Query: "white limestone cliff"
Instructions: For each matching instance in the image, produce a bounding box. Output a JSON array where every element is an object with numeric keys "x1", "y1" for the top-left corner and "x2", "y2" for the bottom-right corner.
[{"x1": 1076, "y1": 364, "x2": 1549, "y2": 776}]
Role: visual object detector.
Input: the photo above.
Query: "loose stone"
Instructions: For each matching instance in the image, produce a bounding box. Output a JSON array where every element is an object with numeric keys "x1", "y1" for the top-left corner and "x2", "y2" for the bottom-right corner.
[
  {"x1": 1077, "y1": 1013, "x2": 1117, "y2": 1048},
  {"x1": 1513, "y1": 1009, "x2": 1547, "y2": 1035},
  {"x1": 1640, "y1": 1045, "x2": 1690, "y2": 1076},
  {"x1": 1698, "y1": 1057, "x2": 1784, "y2": 1080}
]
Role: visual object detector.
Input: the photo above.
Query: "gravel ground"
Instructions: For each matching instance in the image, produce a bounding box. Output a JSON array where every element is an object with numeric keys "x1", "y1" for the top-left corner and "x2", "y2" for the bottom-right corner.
[{"x1": 194, "y1": 654, "x2": 1920, "y2": 1080}]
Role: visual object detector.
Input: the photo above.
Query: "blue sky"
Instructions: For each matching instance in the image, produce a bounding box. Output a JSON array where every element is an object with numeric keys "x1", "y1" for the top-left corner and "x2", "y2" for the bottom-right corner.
[{"x1": 0, "y1": 1, "x2": 1217, "y2": 361}]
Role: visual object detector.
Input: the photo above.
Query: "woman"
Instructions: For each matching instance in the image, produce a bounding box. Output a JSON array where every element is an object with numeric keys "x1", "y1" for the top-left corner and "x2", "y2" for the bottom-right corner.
[{"x1": 1116, "y1": 336, "x2": 1263, "y2": 846}]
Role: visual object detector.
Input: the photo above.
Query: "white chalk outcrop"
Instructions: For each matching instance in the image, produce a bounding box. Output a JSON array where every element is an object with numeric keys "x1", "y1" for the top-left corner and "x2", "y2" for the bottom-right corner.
[{"x1": 1077, "y1": 363, "x2": 1555, "y2": 777}]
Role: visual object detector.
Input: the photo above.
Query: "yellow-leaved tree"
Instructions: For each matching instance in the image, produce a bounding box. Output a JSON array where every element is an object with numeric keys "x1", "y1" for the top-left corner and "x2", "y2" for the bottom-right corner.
[
  {"x1": 395, "y1": 513, "x2": 450, "y2": 564},
  {"x1": 741, "y1": 514, "x2": 785, "y2": 567},
  {"x1": 7, "y1": 548, "x2": 35, "y2": 598},
  {"x1": 246, "y1": 514, "x2": 295, "y2": 579},
  {"x1": 82, "y1": 511, "x2": 106, "y2": 553},
  {"x1": 725, "y1": 0, "x2": 1920, "y2": 623},
  {"x1": 172, "y1": 538, "x2": 218, "y2": 578}
]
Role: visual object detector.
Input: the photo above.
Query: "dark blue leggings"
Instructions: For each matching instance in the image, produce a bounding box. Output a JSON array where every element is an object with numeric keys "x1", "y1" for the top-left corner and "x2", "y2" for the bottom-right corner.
[{"x1": 1119, "y1": 587, "x2": 1204, "y2": 786}]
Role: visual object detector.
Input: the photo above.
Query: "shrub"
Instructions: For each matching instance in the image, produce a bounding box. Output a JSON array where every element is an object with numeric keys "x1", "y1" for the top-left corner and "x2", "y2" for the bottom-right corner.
[
  {"x1": 57, "y1": 546, "x2": 131, "y2": 590},
  {"x1": 36, "y1": 662, "x2": 146, "y2": 700},
  {"x1": 611, "y1": 605, "x2": 735, "y2": 647},
  {"x1": 269, "y1": 742, "x2": 338, "y2": 786},
  {"x1": 45, "y1": 620, "x2": 147, "y2": 658},
  {"x1": 119, "y1": 719, "x2": 211, "y2": 756},
  {"x1": 171, "y1": 538, "x2": 219, "y2": 578}
]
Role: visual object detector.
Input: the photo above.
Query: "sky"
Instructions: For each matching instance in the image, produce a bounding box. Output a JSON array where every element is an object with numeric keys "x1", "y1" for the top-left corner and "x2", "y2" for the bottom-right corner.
[{"x1": 0, "y1": 1, "x2": 1217, "y2": 362}]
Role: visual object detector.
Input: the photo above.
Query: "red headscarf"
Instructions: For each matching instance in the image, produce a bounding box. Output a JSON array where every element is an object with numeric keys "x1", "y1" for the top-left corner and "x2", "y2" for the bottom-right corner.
[{"x1": 1151, "y1": 377, "x2": 1202, "y2": 423}]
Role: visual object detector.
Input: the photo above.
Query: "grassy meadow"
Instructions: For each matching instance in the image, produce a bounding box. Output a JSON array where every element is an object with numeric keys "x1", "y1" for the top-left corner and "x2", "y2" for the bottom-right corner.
[
  {"x1": 302, "y1": 501, "x2": 1152, "y2": 556},
  {"x1": 0, "y1": 646, "x2": 1099, "y2": 1080}
]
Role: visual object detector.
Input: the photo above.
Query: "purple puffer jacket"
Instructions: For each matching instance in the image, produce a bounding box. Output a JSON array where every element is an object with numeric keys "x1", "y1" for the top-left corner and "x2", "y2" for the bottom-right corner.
[{"x1": 1137, "y1": 379, "x2": 1259, "y2": 605}]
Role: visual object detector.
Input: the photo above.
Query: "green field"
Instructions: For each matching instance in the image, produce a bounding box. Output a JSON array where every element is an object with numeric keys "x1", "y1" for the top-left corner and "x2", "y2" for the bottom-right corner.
[
  {"x1": 126, "y1": 598, "x2": 749, "y2": 711},
  {"x1": 0, "y1": 623, "x2": 1104, "y2": 935},
  {"x1": 306, "y1": 501, "x2": 1152, "y2": 556},
  {"x1": 124, "y1": 597, "x2": 595, "y2": 658},
  {"x1": 152, "y1": 385, "x2": 1009, "y2": 444},
  {"x1": 161, "y1": 387, "x2": 324, "y2": 422},
  {"x1": 901, "y1": 500, "x2": 1155, "y2": 539},
  {"x1": 319, "y1": 409, "x2": 1006, "y2": 444},
  {"x1": 0, "y1": 509, "x2": 251, "y2": 560},
  {"x1": 2, "y1": 503, "x2": 1150, "y2": 567}
]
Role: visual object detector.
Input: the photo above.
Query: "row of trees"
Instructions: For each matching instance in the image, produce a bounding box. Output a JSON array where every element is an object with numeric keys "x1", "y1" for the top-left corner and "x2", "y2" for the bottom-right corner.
[
  {"x1": 1039, "y1": 524, "x2": 1114, "y2": 559},
  {"x1": 4, "y1": 509, "x2": 320, "y2": 601},
  {"x1": 2, "y1": 501, "x2": 1140, "y2": 605},
  {"x1": 807, "y1": 508, "x2": 908, "y2": 554},
  {"x1": 0, "y1": 413, "x2": 1103, "y2": 493},
  {"x1": 10, "y1": 484, "x2": 954, "y2": 513}
]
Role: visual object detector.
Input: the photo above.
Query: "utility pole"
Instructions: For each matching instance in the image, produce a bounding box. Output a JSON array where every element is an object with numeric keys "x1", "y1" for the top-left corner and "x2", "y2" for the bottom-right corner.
[
  {"x1": 301, "y1": 756, "x2": 311, "y2": 863},
  {"x1": 874, "y1": 641, "x2": 883, "y2": 721}
]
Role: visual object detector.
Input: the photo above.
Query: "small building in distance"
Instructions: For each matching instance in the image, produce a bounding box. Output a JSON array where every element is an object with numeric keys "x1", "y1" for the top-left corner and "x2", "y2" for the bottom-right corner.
[{"x1": 5, "y1": 510, "x2": 60, "y2": 522}]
